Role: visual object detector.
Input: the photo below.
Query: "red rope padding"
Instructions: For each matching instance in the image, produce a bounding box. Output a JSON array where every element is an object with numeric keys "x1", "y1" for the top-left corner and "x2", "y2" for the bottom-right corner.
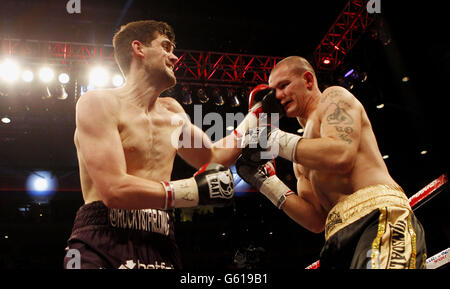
[
  {"x1": 305, "y1": 173, "x2": 448, "y2": 269},
  {"x1": 408, "y1": 174, "x2": 448, "y2": 208}
]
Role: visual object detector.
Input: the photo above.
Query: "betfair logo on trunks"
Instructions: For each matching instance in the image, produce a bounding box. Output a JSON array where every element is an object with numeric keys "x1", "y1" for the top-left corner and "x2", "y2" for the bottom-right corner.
[
  {"x1": 206, "y1": 171, "x2": 234, "y2": 199},
  {"x1": 118, "y1": 260, "x2": 174, "y2": 269},
  {"x1": 109, "y1": 208, "x2": 170, "y2": 236}
]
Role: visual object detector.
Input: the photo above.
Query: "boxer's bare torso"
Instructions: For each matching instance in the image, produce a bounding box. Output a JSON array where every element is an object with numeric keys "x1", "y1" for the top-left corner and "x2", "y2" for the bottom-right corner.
[
  {"x1": 293, "y1": 89, "x2": 398, "y2": 212},
  {"x1": 74, "y1": 89, "x2": 184, "y2": 204}
]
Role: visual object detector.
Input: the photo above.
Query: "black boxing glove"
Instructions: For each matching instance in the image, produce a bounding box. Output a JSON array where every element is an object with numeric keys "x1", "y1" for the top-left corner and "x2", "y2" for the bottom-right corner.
[
  {"x1": 241, "y1": 126, "x2": 274, "y2": 165},
  {"x1": 161, "y1": 163, "x2": 235, "y2": 208},
  {"x1": 236, "y1": 157, "x2": 293, "y2": 209}
]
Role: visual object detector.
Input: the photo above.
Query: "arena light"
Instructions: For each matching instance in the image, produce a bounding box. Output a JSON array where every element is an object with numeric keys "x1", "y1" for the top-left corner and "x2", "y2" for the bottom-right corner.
[
  {"x1": 212, "y1": 88, "x2": 224, "y2": 106},
  {"x1": 322, "y1": 58, "x2": 331, "y2": 65},
  {"x1": 1, "y1": 117, "x2": 11, "y2": 124},
  {"x1": 57, "y1": 85, "x2": 68, "y2": 100},
  {"x1": 89, "y1": 67, "x2": 109, "y2": 87},
  {"x1": 344, "y1": 69, "x2": 355, "y2": 78},
  {"x1": 227, "y1": 88, "x2": 240, "y2": 107},
  {"x1": 39, "y1": 67, "x2": 55, "y2": 83},
  {"x1": 26, "y1": 171, "x2": 58, "y2": 199},
  {"x1": 22, "y1": 70, "x2": 34, "y2": 82},
  {"x1": 0, "y1": 59, "x2": 20, "y2": 82},
  {"x1": 112, "y1": 74, "x2": 124, "y2": 87},
  {"x1": 58, "y1": 73, "x2": 70, "y2": 84},
  {"x1": 197, "y1": 87, "x2": 209, "y2": 103},
  {"x1": 181, "y1": 85, "x2": 192, "y2": 105}
]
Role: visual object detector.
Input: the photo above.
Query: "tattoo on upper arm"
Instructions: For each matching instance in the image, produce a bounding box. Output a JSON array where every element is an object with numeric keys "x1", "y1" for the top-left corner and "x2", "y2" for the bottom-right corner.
[
  {"x1": 325, "y1": 100, "x2": 354, "y2": 144},
  {"x1": 326, "y1": 101, "x2": 353, "y2": 125},
  {"x1": 321, "y1": 90, "x2": 340, "y2": 103},
  {"x1": 335, "y1": 126, "x2": 353, "y2": 144}
]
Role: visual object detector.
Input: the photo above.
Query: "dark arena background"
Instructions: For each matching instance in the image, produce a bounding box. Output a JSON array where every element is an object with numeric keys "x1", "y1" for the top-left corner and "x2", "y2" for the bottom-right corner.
[{"x1": 0, "y1": 0, "x2": 448, "y2": 274}]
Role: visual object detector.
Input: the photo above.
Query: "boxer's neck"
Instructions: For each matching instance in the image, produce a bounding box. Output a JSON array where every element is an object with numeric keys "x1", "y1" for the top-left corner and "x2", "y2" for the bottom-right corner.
[
  {"x1": 120, "y1": 68, "x2": 167, "y2": 113},
  {"x1": 297, "y1": 91, "x2": 320, "y2": 127}
]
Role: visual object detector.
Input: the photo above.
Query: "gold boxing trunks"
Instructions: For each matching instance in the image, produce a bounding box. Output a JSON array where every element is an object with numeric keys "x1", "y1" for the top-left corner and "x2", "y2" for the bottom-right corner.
[{"x1": 320, "y1": 184, "x2": 427, "y2": 269}]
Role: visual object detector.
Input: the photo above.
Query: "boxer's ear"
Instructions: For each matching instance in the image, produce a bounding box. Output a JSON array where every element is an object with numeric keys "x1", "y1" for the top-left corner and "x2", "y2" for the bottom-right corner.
[
  {"x1": 303, "y1": 71, "x2": 315, "y2": 90},
  {"x1": 131, "y1": 40, "x2": 145, "y2": 58}
]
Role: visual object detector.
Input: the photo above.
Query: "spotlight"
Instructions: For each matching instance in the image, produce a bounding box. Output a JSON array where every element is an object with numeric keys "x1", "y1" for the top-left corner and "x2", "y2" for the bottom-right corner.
[
  {"x1": 112, "y1": 74, "x2": 124, "y2": 87},
  {"x1": 323, "y1": 58, "x2": 331, "y2": 65},
  {"x1": 197, "y1": 87, "x2": 209, "y2": 103},
  {"x1": 1, "y1": 117, "x2": 11, "y2": 124},
  {"x1": 89, "y1": 67, "x2": 109, "y2": 87},
  {"x1": 376, "y1": 103, "x2": 384, "y2": 109},
  {"x1": 0, "y1": 59, "x2": 20, "y2": 82},
  {"x1": 360, "y1": 72, "x2": 368, "y2": 83},
  {"x1": 58, "y1": 73, "x2": 70, "y2": 84},
  {"x1": 181, "y1": 85, "x2": 192, "y2": 105},
  {"x1": 39, "y1": 67, "x2": 54, "y2": 83},
  {"x1": 22, "y1": 70, "x2": 34, "y2": 82},
  {"x1": 42, "y1": 86, "x2": 52, "y2": 99},
  {"x1": 344, "y1": 69, "x2": 354, "y2": 78},
  {"x1": 212, "y1": 88, "x2": 224, "y2": 106},
  {"x1": 227, "y1": 88, "x2": 240, "y2": 107},
  {"x1": 402, "y1": 76, "x2": 410, "y2": 83},
  {"x1": 57, "y1": 85, "x2": 68, "y2": 100},
  {"x1": 26, "y1": 171, "x2": 57, "y2": 200}
]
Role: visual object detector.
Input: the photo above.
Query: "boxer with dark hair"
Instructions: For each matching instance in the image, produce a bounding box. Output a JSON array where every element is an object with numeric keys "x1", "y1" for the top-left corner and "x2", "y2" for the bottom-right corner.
[
  {"x1": 236, "y1": 56, "x2": 427, "y2": 269},
  {"x1": 64, "y1": 20, "x2": 248, "y2": 269}
]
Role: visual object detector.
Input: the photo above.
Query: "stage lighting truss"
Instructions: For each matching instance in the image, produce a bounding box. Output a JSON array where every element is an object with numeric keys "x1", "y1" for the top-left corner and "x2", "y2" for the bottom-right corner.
[
  {"x1": 313, "y1": 0, "x2": 377, "y2": 71},
  {"x1": 0, "y1": 39, "x2": 283, "y2": 85}
]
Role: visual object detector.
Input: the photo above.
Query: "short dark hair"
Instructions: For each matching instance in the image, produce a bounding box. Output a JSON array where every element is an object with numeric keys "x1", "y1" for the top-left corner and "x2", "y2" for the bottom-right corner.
[{"x1": 112, "y1": 20, "x2": 176, "y2": 76}]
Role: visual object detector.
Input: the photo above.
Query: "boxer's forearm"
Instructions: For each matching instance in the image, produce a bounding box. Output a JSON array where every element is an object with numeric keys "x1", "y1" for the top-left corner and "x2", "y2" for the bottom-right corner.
[
  {"x1": 280, "y1": 194, "x2": 326, "y2": 233},
  {"x1": 210, "y1": 133, "x2": 243, "y2": 167},
  {"x1": 295, "y1": 137, "x2": 355, "y2": 174},
  {"x1": 99, "y1": 174, "x2": 167, "y2": 210}
]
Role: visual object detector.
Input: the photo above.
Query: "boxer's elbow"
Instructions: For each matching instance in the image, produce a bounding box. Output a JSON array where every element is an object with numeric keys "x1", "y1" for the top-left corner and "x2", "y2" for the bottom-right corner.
[
  {"x1": 328, "y1": 146, "x2": 355, "y2": 174},
  {"x1": 98, "y1": 177, "x2": 128, "y2": 208},
  {"x1": 307, "y1": 220, "x2": 325, "y2": 234}
]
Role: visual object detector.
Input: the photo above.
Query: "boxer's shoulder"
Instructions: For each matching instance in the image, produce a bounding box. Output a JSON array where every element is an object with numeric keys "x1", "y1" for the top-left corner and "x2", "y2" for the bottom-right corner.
[
  {"x1": 76, "y1": 88, "x2": 120, "y2": 113},
  {"x1": 320, "y1": 86, "x2": 354, "y2": 104},
  {"x1": 318, "y1": 86, "x2": 361, "y2": 117},
  {"x1": 158, "y1": 96, "x2": 184, "y2": 113},
  {"x1": 75, "y1": 90, "x2": 121, "y2": 127}
]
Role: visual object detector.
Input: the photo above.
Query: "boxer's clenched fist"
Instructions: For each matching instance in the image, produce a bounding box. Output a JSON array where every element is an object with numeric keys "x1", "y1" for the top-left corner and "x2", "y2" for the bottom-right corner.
[{"x1": 161, "y1": 163, "x2": 235, "y2": 208}]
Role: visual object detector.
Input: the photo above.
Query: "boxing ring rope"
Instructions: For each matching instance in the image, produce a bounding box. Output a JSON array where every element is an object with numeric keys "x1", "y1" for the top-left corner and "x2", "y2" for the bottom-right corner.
[{"x1": 305, "y1": 173, "x2": 449, "y2": 269}]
